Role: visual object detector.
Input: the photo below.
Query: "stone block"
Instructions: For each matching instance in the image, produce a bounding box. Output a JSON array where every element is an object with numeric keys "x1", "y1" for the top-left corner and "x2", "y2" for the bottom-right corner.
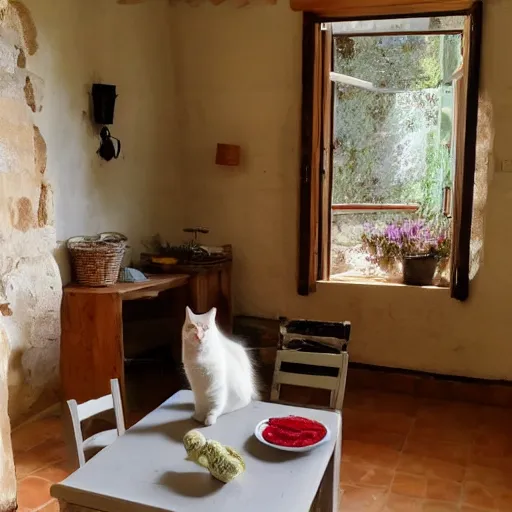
[
  {"x1": 0, "y1": 172, "x2": 41, "y2": 236},
  {"x1": 37, "y1": 181, "x2": 53, "y2": 227},
  {"x1": 0, "y1": 26, "x2": 21, "y2": 49},
  {"x1": 0, "y1": 120, "x2": 35, "y2": 174},
  {"x1": 0, "y1": 67, "x2": 42, "y2": 107},
  {"x1": 2, "y1": 253, "x2": 61, "y2": 421},
  {"x1": 3, "y1": 253, "x2": 61, "y2": 312},
  {"x1": 34, "y1": 125, "x2": 47, "y2": 175},
  {"x1": 0, "y1": 226, "x2": 56, "y2": 261},
  {"x1": 0, "y1": 303, "x2": 12, "y2": 316},
  {"x1": 0, "y1": 98, "x2": 35, "y2": 176},
  {"x1": 2, "y1": 2, "x2": 38, "y2": 57},
  {"x1": 0, "y1": 96, "x2": 31, "y2": 125},
  {"x1": 9, "y1": 195, "x2": 36, "y2": 232},
  {"x1": 0, "y1": 326, "x2": 16, "y2": 510},
  {"x1": 0, "y1": 35, "x2": 18, "y2": 74},
  {"x1": 0, "y1": 67, "x2": 26, "y2": 101},
  {"x1": 24, "y1": 71, "x2": 43, "y2": 112}
]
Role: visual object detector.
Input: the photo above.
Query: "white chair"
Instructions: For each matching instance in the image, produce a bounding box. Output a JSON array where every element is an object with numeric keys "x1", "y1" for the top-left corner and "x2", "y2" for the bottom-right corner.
[
  {"x1": 270, "y1": 349, "x2": 349, "y2": 410},
  {"x1": 65, "y1": 379, "x2": 126, "y2": 468},
  {"x1": 270, "y1": 350, "x2": 347, "y2": 512}
]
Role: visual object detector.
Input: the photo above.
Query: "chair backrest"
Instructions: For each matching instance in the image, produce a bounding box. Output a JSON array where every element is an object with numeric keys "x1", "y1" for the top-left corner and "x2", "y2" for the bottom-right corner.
[
  {"x1": 270, "y1": 350, "x2": 349, "y2": 410},
  {"x1": 66, "y1": 379, "x2": 125, "y2": 468}
]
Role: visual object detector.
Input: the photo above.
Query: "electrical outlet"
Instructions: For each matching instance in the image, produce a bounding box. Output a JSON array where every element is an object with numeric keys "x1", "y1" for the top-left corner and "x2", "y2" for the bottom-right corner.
[{"x1": 501, "y1": 160, "x2": 512, "y2": 173}]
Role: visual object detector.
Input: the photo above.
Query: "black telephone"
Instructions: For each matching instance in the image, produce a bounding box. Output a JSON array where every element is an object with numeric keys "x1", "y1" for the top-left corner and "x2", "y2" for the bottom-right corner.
[{"x1": 97, "y1": 127, "x2": 121, "y2": 161}]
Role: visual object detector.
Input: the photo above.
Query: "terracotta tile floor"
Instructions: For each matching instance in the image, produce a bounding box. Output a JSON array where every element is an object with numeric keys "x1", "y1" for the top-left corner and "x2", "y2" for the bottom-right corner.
[
  {"x1": 11, "y1": 388, "x2": 512, "y2": 511},
  {"x1": 12, "y1": 415, "x2": 70, "y2": 512},
  {"x1": 341, "y1": 389, "x2": 512, "y2": 511}
]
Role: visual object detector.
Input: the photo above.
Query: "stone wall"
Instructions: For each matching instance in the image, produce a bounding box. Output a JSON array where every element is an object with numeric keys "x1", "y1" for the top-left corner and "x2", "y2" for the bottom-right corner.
[
  {"x1": 0, "y1": 0, "x2": 61, "y2": 508},
  {"x1": 0, "y1": 329, "x2": 15, "y2": 512}
]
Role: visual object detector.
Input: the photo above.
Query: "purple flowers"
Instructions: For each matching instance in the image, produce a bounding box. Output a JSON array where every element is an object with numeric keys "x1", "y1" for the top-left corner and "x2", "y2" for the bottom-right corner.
[{"x1": 362, "y1": 219, "x2": 450, "y2": 267}]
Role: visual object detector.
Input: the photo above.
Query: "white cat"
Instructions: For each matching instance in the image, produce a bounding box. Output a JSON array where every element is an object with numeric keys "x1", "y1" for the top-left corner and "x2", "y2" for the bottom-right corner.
[{"x1": 182, "y1": 306, "x2": 258, "y2": 426}]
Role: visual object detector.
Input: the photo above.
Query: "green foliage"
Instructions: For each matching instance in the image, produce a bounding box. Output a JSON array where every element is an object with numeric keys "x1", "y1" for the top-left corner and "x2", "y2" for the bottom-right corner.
[
  {"x1": 333, "y1": 147, "x2": 375, "y2": 203},
  {"x1": 332, "y1": 32, "x2": 460, "y2": 215},
  {"x1": 414, "y1": 37, "x2": 442, "y2": 89},
  {"x1": 335, "y1": 35, "x2": 443, "y2": 91},
  {"x1": 420, "y1": 132, "x2": 441, "y2": 217},
  {"x1": 332, "y1": 89, "x2": 395, "y2": 204},
  {"x1": 442, "y1": 35, "x2": 463, "y2": 81},
  {"x1": 419, "y1": 133, "x2": 452, "y2": 219},
  {"x1": 440, "y1": 109, "x2": 452, "y2": 144}
]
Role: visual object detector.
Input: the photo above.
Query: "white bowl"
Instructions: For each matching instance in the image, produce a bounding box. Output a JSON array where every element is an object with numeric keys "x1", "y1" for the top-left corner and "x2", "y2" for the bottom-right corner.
[{"x1": 254, "y1": 418, "x2": 331, "y2": 453}]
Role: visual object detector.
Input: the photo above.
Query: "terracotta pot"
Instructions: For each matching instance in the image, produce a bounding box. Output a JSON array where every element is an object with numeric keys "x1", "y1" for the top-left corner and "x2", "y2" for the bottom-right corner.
[{"x1": 403, "y1": 254, "x2": 437, "y2": 286}]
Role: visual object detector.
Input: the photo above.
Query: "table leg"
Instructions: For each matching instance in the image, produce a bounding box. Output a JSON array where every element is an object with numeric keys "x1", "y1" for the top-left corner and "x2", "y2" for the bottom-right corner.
[
  {"x1": 333, "y1": 422, "x2": 342, "y2": 511},
  {"x1": 315, "y1": 416, "x2": 341, "y2": 511}
]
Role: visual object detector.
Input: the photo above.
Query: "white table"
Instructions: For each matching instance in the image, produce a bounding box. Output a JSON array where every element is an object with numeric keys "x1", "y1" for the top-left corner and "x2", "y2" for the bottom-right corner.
[{"x1": 52, "y1": 390, "x2": 341, "y2": 512}]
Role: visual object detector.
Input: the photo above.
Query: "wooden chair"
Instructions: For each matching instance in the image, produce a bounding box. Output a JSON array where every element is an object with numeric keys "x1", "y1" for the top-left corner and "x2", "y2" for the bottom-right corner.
[
  {"x1": 270, "y1": 349, "x2": 349, "y2": 410},
  {"x1": 65, "y1": 379, "x2": 126, "y2": 468}
]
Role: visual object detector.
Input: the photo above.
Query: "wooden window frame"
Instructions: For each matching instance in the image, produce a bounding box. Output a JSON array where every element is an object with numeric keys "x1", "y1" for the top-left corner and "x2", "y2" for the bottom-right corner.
[{"x1": 298, "y1": 2, "x2": 483, "y2": 300}]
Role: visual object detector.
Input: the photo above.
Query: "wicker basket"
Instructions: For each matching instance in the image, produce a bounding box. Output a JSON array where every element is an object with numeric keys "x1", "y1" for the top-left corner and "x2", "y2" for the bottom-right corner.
[{"x1": 68, "y1": 233, "x2": 127, "y2": 287}]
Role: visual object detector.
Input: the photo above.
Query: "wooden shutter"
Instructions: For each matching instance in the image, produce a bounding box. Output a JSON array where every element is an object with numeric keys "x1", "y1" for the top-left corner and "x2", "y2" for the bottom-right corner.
[
  {"x1": 451, "y1": 1, "x2": 483, "y2": 301},
  {"x1": 290, "y1": 0, "x2": 474, "y2": 17},
  {"x1": 319, "y1": 25, "x2": 334, "y2": 281},
  {"x1": 298, "y1": 16, "x2": 324, "y2": 295}
]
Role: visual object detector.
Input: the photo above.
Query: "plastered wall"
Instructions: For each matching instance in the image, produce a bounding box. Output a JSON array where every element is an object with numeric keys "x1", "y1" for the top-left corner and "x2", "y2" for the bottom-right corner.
[{"x1": 169, "y1": 0, "x2": 512, "y2": 380}]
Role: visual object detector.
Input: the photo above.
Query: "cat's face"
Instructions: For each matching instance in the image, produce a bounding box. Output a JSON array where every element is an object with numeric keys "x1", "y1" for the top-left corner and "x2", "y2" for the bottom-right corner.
[{"x1": 183, "y1": 307, "x2": 217, "y2": 344}]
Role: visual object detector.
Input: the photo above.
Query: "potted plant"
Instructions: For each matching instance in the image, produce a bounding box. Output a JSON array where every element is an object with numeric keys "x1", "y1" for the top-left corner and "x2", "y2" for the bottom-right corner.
[
  {"x1": 402, "y1": 253, "x2": 437, "y2": 286},
  {"x1": 362, "y1": 220, "x2": 450, "y2": 286},
  {"x1": 361, "y1": 223, "x2": 403, "y2": 274}
]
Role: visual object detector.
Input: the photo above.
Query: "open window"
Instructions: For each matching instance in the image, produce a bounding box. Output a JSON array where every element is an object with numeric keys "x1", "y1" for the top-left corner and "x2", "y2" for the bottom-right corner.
[{"x1": 297, "y1": 1, "x2": 483, "y2": 300}]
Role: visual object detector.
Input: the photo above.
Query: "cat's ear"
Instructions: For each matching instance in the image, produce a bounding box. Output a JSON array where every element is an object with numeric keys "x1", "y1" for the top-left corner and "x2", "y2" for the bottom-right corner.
[
  {"x1": 185, "y1": 306, "x2": 194, "y2": 320},
  {"x1": 208, "y1": 307, "x2": 217, "y2": 323}
]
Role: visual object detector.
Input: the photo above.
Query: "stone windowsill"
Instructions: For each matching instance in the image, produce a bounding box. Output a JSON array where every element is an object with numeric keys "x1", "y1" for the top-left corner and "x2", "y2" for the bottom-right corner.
[{"x1": 323, "y1": 275, "x2": 449, "y2": 290}]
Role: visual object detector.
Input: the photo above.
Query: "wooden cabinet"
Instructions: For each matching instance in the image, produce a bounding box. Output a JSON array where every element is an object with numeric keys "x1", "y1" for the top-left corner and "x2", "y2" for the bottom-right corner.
[
  {"x1": 141, "y1": 246, "x2": 233, "y2": 334},
  {"x1": 181, "y1": 262, "x2": 233, "y2": 334},
  {"x1": 61, "y1": 276, "x2": 189, "y2": 405},
  {"x1": 61, "y1": 267, "x2": 233, "y2": 405}
]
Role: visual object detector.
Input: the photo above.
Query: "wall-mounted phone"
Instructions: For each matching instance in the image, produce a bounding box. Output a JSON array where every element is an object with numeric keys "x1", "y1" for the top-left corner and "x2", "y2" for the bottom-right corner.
[{"x1": 92, "y1": 83, "x2": 121, "y2": 161}]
